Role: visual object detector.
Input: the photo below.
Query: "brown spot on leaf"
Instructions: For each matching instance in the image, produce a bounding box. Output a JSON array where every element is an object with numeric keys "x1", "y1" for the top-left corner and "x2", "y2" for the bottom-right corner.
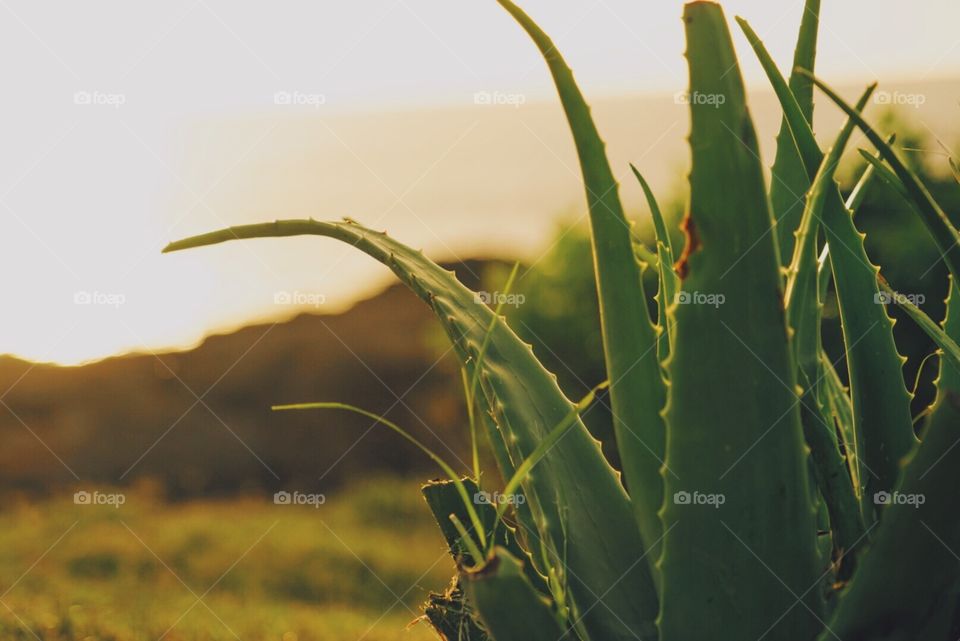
[{"x1": 674, "y1": 213, "x2": 700, "y2": 280}]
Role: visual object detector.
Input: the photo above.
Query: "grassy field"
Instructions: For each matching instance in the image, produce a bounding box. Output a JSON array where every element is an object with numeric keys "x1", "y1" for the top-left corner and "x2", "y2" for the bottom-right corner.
[{"x1": 0, "y1": 478, "x2": 454, "y2": 641}]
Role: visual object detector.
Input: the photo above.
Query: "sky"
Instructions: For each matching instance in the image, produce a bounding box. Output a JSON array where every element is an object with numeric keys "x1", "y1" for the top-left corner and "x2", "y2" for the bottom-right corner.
[{"x1": 0, "y1": 0, "x2": 958, "y2": 364}]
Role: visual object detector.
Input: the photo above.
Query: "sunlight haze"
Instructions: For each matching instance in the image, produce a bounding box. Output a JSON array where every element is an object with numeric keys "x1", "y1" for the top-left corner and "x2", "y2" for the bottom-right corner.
[{"x1": 1, "y1": 0, "x2": 958, "y2": 363}]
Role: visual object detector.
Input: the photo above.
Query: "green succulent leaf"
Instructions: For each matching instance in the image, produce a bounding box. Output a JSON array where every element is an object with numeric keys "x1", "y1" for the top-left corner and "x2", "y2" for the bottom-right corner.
[
  {"x1": 927, "y1": 278, "x2": 960, "y2": 447},
  {"x1": 817, "y1": 144, "x2": 888, "y2": 301},
  {"x1": 856, "y1": 149, "x2": 911, "y2": 200},
  {"x1": 631, "y1": 163, "x2": 679, "y2": 366},
  {"x1": 877, "y1": 278, "x2": 960, "y2": 374},
  {"x1": 422, "y1": 476, "x2": 547, "y2": 600},
  {"x1": 765, "y1": 0, "x2": 821, "y2": 265},
  {"x1": 782, "y1": 83, "x2": 874, "y2": 577},
  {"x1": 823, "y1": 280, "x2": 960, "y2": 641},
  {"x1": 820, "y1": 353, "x2": 859, "y2": 494},
  {"x1": 658, "y1": 5, "x2": 822, "y2": 640},
  {"x1": 464, "y1": 547, "x2": 569, "y2": 641},
  {"x1": 803, "y1": 70, "x2": 960, "y2": 283},
  {"x1": 739, "y1": 21, "x2": 916, "y2": 519},
  {"x1": 165, "y1": 218, "x2": 658, "y2": 641},
  {"x1": 496, "y1": 0, "x2": 667, "y2": 581}
]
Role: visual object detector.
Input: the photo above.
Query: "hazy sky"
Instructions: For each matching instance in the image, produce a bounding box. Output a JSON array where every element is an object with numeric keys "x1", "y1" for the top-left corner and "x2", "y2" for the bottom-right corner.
[{"x1": 0, "y1": 0, "x2": 958, "y2": 364}]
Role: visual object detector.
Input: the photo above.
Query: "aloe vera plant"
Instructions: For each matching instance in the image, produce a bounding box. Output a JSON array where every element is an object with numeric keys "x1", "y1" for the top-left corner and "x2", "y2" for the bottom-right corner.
[{"x1": 165, "y1": 1, "x2": 960, "y2": 639}]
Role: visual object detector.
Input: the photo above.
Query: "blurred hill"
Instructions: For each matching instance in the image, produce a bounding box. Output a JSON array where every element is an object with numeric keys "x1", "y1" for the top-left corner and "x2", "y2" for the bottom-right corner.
[{"x1": 0, "y1": 262, "x2": 495, "y2": 498}]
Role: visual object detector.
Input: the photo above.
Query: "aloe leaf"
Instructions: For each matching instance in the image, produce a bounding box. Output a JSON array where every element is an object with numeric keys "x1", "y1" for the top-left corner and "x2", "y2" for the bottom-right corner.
[
  {"x1": 423, "y1": 478, "x2": 492, "y2": 566},
  {"x1": 450, "y1": 514, "x2": 486, "y2": 562},
  {"x1": 803, "y1": 71, "x2": 960, "y2": 283},
  {"x1": 783, "y1": 85, "x2": 873, "y2": 578},
  {"x1": 823, "y1": 280, "x2": 960, "y2": 641},
  {"x1": 165, "y1": 218, "x2": 658, "y2": 641},
  {"x1": 823, "y1": 205, "x2": 917, "y2": 524},
  {"x1": 463, "y1": 547, "x2": 568, "y2": 641},
  {"x1": 764, "y1": 0, "x2": 821, "y2": 264},
  {"x1": 658, "y1": 5, "x2": 822, "y2": 640},
  {"x1": 817, "y1": 143, "x2": 888, "y2": 301},
  {"x1": 495, "y1": 0, "x2": 666, "y2": 579},
  {"x1": 496, "y1": 382, "x2": 607, "y2": 525},
  {"x1": 469, "y1": 262, "x2": 521, "y2": 484},
  {"x1": 632, "y1": 239, "x2": 659, "y2": 269},
  {"x1": 925, "y1": 278, "x2": 960, "y2": 462},
  {"x1": 857, "y1": 149, "x2": 911, "y2": 200},
  {"x1": 736, "y1": 17, "x2": 822, "y2": 174},
  {"x1": 423, "y1": 477, "x2": 548, "y2": 594},
  {"x1": 812, "y1": 159, "x2": 882, "y2": 505},
  {"x1": 631, "y1": 164, "x2": 679, "y2": 365},
  {"x1": 739, "y1": 23, "x2": 916, "y2": 518},
  {"x1": 877, "y1": 278, "x2": 960, "y2": 374},
  {"x1": 784, "y1": 83, "x2": 873, "y2": 369},
  {"x1": 820, "y1": 352, "x2": 859, "y2": 493}
]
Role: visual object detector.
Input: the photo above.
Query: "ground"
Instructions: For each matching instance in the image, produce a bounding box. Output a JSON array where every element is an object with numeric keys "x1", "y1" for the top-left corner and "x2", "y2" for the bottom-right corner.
[{"x1": 0, "y1": 477, "x2": 453, "y2": 641}]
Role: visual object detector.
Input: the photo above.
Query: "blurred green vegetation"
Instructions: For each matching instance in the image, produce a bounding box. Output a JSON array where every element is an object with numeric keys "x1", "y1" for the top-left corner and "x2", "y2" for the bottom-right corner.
[{"x1": 0, "y1": 478, "x2": 451, "y2": 641}]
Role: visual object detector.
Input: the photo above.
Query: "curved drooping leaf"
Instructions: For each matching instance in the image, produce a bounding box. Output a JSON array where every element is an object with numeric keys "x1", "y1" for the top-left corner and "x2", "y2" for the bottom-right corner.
[
  {"x1": 165, "y1": 218, "x2": 658, "y2": 640},
  {"x1": 495, "y1": 1, "x2": 667, "y2": 576},
  {"x1": 658, "y1": 5, "x2": 822, "y2": 640},
  {"x1": 767, "y1": 0, "x2": 821, "y2": 264},
  {"x1": 823, "y1": 281, "x2": 960, "y2": 641}
]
